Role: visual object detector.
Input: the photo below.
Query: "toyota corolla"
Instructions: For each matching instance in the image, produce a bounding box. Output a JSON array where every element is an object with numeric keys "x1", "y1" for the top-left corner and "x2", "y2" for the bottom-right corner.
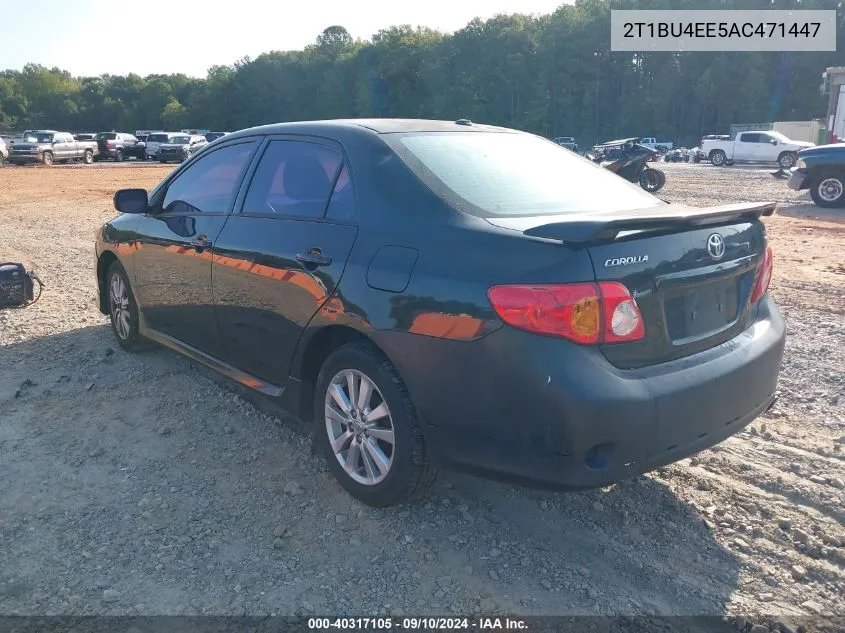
[{"x1": 95, "y1": 119, "x2": 785, "y2": 506}]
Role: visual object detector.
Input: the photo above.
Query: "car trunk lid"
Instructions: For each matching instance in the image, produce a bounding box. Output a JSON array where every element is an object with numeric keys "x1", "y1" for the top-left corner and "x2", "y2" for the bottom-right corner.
[{"x1": 486, "y1": 202, "x2": 773, "y2": 368}]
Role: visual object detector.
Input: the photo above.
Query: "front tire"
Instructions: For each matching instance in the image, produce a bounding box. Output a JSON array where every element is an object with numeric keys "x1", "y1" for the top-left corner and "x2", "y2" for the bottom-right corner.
[
  {"x1": 41, "y1": 151, "x2": 54, "y2": 166},
  {"x1": 314, "y1": 341, "x2": 436, "y2": 506},
  {"x1": 710, "y1": 150, "x2": 726, "y2": 166},
  {"x1": 810, "y1": 172, "x2": 845, "y2": 208},
  {"x1": 107, "y1": 260, "x2": 147, "y2": 351},
  {"x1": 778, "y1": 152, "x2": 797, "y2": 169}
]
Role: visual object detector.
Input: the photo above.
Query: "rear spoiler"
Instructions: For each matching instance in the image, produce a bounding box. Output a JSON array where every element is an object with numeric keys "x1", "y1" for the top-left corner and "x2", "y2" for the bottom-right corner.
[{"x1": 496, "y1": 202, "x2": 776, "y2": 245}]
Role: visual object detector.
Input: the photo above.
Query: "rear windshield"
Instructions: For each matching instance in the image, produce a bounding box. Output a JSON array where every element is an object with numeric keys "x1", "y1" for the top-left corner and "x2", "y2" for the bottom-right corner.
[
  {"x1": 147, "y1": 134, "x2": 169, "y2": 142},
  {"x1": 96, "y1": 133, "x2": 117, "y2": 140},
  {"x1": 169, "y1": 136, "x2": 190, "y2": 144},
  {"x1": 388, "y1": 132, "x2": 661, "y2": 217}
]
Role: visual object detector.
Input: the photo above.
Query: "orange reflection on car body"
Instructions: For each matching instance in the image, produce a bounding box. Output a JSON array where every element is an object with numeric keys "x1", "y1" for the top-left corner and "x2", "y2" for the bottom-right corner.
[
  {"x1": 409, "y1": 312, "x2": 485, "y2": 340},
  {"x1": 161, "y1": 245, "x2": 329, "y2": 303}
]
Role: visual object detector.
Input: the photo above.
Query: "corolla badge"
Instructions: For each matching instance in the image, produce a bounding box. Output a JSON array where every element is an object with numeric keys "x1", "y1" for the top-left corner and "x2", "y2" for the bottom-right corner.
[
  {"x1": 604, "y1": 255, "x2": 648, "y2": 267},
  {"x1": 707, "y1": 233, "x2": 725, "y2": 260}
]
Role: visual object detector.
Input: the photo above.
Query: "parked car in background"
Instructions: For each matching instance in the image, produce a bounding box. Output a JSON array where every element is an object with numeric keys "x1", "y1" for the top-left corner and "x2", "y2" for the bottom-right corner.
[
  {"x1": 703, "y1": 131, "x2": 813, "y2": 169},
  {"x1": 157, "y1": 134, "x2": 207, "y2": 163},
  {"x1": 0, "y1": 137, "x2": 7, "y2": 166},
  {"x1": 205, "y1": 132, "x2": 230, "y2": 143},
  {"x1": 691, "y1": 136, "x2": 730, "y2": 163},
  {"x1": 639, "y1": 137, "x2": 673, "y2": 152},
  {"x1": 95, "y1": 132, "x2": 145, "y2": 161},
  {"x1": 135, "y1": 135, "x2": 149, "y2": 159},
  {"x1": 664, "y1": 148, "x2": 690, "y2": 162},
  {"x1": 8, "y1": 130, "x2": 98, "y2": 166},
  {"x1": 788, "y1": 143, "x2": 845, "y2": 208},
  {"x1": 73, "y1": 133, "x2": 98, "y2": 141},
  {"x1": 144, "y1": 132, "x2": 180, "y2": 160},
  {"x1": 96, "y1": 118, "x2": 783, "y2": 506},
  {"x1": 552, "y1": 136, "x2": 578, "y2": 152}
]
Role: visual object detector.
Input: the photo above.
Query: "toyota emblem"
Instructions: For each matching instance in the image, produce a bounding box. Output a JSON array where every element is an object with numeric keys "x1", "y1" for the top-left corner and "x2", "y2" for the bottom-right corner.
[{"x1": 707, "y1": 233, "x2": 725, "y2": 260}]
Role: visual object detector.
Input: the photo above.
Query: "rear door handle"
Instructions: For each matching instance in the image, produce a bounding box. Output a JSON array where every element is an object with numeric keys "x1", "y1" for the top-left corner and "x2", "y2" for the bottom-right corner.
[{"x1": 296, "y1": 250, "x2": 332, "y2": 267}]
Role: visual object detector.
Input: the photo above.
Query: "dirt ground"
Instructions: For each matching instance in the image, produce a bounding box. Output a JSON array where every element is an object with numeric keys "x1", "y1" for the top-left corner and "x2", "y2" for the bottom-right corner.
[{"x1": 0, "y1": 162, "x2": 843, "y2": 628}]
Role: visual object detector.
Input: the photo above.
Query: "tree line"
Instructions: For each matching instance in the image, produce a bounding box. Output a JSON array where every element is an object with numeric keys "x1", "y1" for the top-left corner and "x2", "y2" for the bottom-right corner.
[{"x1": 1, "y1": 0, "x2": 842, "y2": 148}]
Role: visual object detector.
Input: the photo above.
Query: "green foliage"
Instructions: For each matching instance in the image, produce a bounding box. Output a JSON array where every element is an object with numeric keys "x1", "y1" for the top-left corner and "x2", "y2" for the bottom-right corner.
[{"x1": 0, "y1": 0, "x2": 842, "y2": 146}]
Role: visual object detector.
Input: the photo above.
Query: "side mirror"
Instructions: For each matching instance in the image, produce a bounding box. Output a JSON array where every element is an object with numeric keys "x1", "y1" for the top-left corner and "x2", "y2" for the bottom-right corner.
[
  {"x1": 770, "y1": 139, "x2": 778, "y2": 145},
  {"x1": 114, "y1": 188, "x2": 149, "y2": 214},
  {"x1": 53, "y1": 139, "x2": 61, "y2": 144}
]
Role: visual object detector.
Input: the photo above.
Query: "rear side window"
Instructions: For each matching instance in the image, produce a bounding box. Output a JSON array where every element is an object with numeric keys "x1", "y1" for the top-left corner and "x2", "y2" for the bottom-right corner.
[
  {"x1": 740, "y1": 133, "x2": 761, "y2": 143},
  {"x1": 387, "y1": 131, "x2": 660, "y2": 218},
  {"x1": 161, "y1": 142, "x2": 256, "y2": 214},
  {"x1": 325, "y1": 166, "x2": 355, "y2": 221},
  {"x1": 242, "y1": 140, "x2": 342, "y2": 218}
]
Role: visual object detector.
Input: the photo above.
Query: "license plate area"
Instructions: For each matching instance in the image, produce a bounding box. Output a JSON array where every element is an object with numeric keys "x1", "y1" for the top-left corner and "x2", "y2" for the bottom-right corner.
[{"x1": 663, "y1": 277, "x2": 739, "y2": 343}]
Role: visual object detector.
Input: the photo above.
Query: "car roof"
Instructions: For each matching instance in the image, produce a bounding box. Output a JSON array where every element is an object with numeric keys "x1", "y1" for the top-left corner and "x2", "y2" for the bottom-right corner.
[{"x1": 226, "y1": 118, "x2": 515, "y2": 141}]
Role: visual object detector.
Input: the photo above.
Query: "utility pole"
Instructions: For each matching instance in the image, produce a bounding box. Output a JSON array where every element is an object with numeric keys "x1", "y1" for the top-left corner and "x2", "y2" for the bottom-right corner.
[{"x1": 594, "y1": 52, "x2": 600, "y2": 138}]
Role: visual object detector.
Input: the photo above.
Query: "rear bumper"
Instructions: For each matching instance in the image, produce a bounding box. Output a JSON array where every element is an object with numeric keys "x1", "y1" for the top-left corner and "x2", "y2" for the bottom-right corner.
[
  {"x1": 372, "y1": 296, "x2": 785, "y2": 489},
  {"x1": 788, "y1": 169, "x2": 811, "y2": 191}
]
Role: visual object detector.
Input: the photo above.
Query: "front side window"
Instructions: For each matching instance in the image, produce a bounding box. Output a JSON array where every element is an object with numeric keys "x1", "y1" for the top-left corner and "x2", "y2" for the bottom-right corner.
[
  {"x1": 386, "y1": 131, "x2": 661, "y2": 218},
  {"x1": 242, "y1": 140, "x2": 342, "y2": 218},
  {"x1": 161, "y1": 142, "x2": 255, "y2": 214}
]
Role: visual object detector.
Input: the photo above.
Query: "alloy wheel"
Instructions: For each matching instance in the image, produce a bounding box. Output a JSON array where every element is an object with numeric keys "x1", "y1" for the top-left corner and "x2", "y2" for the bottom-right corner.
[
  {"x1": 325, "y1": 369, "x2": 395, "y2": 486},
  {"x1": 110, "y1": 273, "x2": 131, "y2": 340}
]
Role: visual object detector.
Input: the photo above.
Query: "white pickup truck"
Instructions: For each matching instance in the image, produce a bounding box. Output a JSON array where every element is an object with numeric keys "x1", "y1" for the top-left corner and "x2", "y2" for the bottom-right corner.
[
  {"x1": 639, "y1": 137, "x2": 673, "y2": 151},
  {"x1": 702, "y1": 131, "x2": 814, "y2": 169}
]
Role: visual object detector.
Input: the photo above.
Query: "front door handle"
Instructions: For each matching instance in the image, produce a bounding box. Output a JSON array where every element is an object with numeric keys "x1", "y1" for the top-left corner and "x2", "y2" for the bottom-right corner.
[
  {"x1": 296, "y1": 249, "x2": 332, "y2": 267},
  {"x1": 190, "y1": 236, "x2": 211, "y2": 252}
]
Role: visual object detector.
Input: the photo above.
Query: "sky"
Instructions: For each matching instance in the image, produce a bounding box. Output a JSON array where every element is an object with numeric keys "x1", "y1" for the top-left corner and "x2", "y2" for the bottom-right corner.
[{"x1": 0, "y1": 0, "x2": 566, "y2": 78}]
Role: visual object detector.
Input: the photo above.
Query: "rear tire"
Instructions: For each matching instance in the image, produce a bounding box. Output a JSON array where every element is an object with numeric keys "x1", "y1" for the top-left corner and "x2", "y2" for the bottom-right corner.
[
  {"x1": 83, "y1": 150, "x2": 94, "y2": 164},
  {"x1": 115, "y1": 149, "x2": 124, "y2": 162},
  {"x1": 639, "y1": 168, "x2": 665, "y2": 193},
  {"x1": 778, "y1": 151, "x2": 797, "y2": 169},
  {"x1": 314, "y1": 341, "x2": 437, "y2": 507},
  {"x1": 809, "y1": 171, "x2": 845, "y2": 208},
  {"x1": 710, "y1": 150, "x2": 726, "y2": 166},
  {"x1": 106, "y1": 260, "x2": 148, "y2": 352}
]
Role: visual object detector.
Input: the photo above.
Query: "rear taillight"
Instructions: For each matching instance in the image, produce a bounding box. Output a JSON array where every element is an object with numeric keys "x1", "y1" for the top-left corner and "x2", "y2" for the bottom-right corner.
[
  {"x1": 105, "y1": 140, "x2": 115, "y2": 148},
  {"x1": 487, "y1": 282, "x2": 645, "y2": 344},
  {"x1": 750, "y1": 245, "x2": 773, "y2": 303}
]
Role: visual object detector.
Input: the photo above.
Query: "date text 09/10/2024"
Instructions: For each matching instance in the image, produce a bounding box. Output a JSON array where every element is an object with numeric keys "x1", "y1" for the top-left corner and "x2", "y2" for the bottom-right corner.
[{"x1": 307, "y1": 617, "x2": 528, "y2": 630}]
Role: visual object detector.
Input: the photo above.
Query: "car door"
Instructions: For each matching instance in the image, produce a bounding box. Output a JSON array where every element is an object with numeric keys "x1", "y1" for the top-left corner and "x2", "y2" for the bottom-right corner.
[
  {"x1": 735, "y1": 133, "x2": 760, "y2": 160},
  {"x1": 756, "y1": 133, "x2": 780, "y2": 162},
  {"x1": 53, "y1": 133, "x2": 70, "y2": 160},
  {"x1": 211, "y1": 137, "x2": 359, "y2": 387},
  {"x1": 132, "y1": 139, "x2": 259, "y2": 356}
]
